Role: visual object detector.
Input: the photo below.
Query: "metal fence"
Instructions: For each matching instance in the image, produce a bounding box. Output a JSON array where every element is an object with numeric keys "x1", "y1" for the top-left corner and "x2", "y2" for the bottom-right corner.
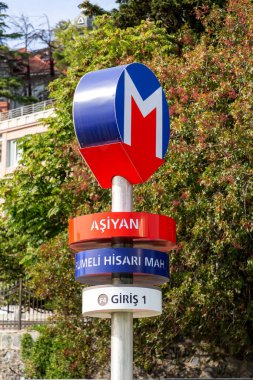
[
  {"x1": 0, "y1": 279, "x2": 53, "y2": 329},
  {"x1": 0, "y1": 99, "x2": 55, "y2": 122}
]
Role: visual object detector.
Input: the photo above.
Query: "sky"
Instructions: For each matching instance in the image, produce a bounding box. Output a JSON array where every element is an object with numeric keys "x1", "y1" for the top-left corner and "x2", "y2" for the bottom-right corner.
[{"x1": 5, "y1": 0, "x2": 117, "y2": 47}]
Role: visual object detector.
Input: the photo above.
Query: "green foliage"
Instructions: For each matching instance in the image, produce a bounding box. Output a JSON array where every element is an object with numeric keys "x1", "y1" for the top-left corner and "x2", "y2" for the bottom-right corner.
[
  {"x1": 21, "y1": 329, "x2": 52, "y2": 378},
  {"x1": 0, "y1": 217, "x2": 22, "y2": 281},
  {"x1": 113, "y1": 0, "x2": 228, "y2": 33},
  {"x1": 78, "y1": 0, "x2": 110, "y2": 16},
  {"x1": 0, "y1": 2, "x2": 21, "y2": 42},
  {"x1": 21, "y1": 319, "x2": 110, "y2": 379},
  {"x1": 27, "y1": 232, "x2": 82, "y2": 314},
  {"x1": 20, "y1": 333, "x2": 34, "y2": 361},
  {"x1": 135, "y1": 0, "x2": 253, "y2": 353},
  {"x1": 53, "y1": 16, "x2": 175, "y2": 72}
]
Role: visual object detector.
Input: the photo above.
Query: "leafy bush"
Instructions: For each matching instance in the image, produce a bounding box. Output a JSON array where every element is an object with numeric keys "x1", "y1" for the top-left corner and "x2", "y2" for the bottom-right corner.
[{"x1": 21, "y1": 319, "x2": 110, "y2": 379}]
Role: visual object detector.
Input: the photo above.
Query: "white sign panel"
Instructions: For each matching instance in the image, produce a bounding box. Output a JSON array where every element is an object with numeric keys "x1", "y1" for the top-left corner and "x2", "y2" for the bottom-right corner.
[{"x1": 82, "y1": 285, "x2": 162, "y2": 318}]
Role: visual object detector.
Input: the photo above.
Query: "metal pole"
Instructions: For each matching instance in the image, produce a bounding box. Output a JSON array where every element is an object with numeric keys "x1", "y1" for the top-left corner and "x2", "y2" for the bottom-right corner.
[
  {"x1": 111, "y1": 176, "x2": 133, "y2": 380},
  {"x1": 112, "y1": 176, "x2": 133, "y2": 212}
]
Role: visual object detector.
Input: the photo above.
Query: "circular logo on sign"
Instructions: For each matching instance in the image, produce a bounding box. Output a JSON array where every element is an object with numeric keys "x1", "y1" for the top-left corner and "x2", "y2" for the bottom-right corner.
[
  {"x1": 73, "y1": 63, "x2": 170, "y2": 188},
  {"x1": 98, "y1": 294, "x2": 108, "y2": 306}
]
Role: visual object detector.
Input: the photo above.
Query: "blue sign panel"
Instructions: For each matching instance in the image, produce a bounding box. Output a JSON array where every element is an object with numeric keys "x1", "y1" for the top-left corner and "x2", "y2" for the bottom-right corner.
[{"x1": 75, "y1": 248, "x2": 169, "y2": 284}]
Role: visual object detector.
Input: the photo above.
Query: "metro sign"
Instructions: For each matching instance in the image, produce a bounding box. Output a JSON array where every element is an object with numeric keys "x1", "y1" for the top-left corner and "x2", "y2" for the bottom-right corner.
[
  {"x1": 69, "y1": 211, "x2": 176, "y2": 252},
  {"x1": 73, "y1": 63, "x2": 170, "y2": 188}
]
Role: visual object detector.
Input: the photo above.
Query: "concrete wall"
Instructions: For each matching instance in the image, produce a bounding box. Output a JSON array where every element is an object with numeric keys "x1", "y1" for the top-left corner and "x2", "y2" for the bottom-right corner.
[{"x1": 0, "y1": 330, "x2": 39, "y2": 380}]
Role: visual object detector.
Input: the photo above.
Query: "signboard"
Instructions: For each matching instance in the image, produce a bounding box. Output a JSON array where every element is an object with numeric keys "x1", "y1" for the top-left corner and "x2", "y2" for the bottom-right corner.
[
  {"x1": 82, "y1": 285, "x2": 162, "y2": 318},
  {"x1": 75, "y1": 248, "x2": 169, "y2": 285},
  {"x1": 71, "y1": 62, "x2": 176, "y2": 380},
  {"x1": 73, "y1": 63, "x2": 170, "y2": 188},
  {"x1": 69, "y1": 211, "x2": 176, "y2": 252}
]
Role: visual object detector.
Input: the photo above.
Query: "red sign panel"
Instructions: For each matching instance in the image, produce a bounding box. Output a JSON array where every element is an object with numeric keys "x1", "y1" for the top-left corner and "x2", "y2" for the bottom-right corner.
[{"x1": 69, "y1": 212, "x2": 176, "y2": 252}]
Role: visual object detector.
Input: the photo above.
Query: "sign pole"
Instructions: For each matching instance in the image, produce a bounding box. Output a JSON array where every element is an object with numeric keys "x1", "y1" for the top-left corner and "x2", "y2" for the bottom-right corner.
[
  {"x1": 71, "y1": 63, "x2": 176, "y2": 380},
  {"x1": 112, "y1": 176, "x2": 133, "y2": 213},
  {"x1": 111, "y1": 176, "x2": 133, "y2": 380}
]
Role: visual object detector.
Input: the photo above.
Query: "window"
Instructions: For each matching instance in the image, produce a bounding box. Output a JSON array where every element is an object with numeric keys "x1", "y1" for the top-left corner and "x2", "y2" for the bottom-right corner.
[{"x1": 7, "y1": 139, "x2": 21, "y2": 167}]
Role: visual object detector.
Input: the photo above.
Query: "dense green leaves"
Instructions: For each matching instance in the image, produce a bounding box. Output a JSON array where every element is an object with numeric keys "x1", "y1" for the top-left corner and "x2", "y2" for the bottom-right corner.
[
  {"x1": 53, "y1": 16, "x2": 175, "y2": 72},
  {"x1": 78, "y1": 0, "x2": 110, "y2": 16},
  {"x1": 21, "y1": 319, "x2": 110, "y2": 379},
  {"x1": 135, "y1": 0, "x2": 253, "y2": 352},
  {"x1": 113, "y1": 0, "x2": 228, "y2": 33}
]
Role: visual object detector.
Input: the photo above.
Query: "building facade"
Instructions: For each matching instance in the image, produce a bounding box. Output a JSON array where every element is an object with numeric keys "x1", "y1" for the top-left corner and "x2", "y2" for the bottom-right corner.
[{"x1": 0, "y1": 100, "x2": 55, "y2": 178}]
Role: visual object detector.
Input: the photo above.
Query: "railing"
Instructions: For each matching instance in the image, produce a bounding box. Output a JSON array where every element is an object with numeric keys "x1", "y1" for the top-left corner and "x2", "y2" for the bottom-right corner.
[
  {"x1": 0, "y1": 279, "x2": 53, "y2": 329},
  {"x1": 0, "y1": 99, "x2": 55, "y2": 122}
]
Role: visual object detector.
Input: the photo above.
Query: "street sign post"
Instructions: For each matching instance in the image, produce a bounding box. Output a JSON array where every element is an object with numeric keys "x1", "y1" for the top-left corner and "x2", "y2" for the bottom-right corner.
[{"x1": 71, "y1": 63, "x2": 176, "y2": 380}]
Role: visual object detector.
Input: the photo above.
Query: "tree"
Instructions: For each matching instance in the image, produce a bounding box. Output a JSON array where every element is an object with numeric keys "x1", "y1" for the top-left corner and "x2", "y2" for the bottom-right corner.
[
  {"x1": 0, "y1": 2, "x2": 24, "y2": 101},
  {"x1": 78, "y1": 0, "x2": 110, "y2": 16},
  {"x1": 0, "y1": 2, "x2": 20, "y2": 43},
  {"x1": 10, "y1": 14, "x2": 37, "y2": 97},
  {"x1": 7, "y1": 14, "x2": 57, "y2": 101},
  {"x1": 113, "y1": 0, "x2": 228, "y2": 34},
  {"x1": 34, "y1": 15, "x2": 56, "y2": 78},
  {"x1": 51, "y1": 20, "x2": 71, "y2": 72},
  {"x1": 136, "y1": 0, "x2": 253, "y2": 357}
]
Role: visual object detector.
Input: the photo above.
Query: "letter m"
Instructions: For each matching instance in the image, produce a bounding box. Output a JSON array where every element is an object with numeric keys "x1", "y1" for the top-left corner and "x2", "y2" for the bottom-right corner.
[{"x1": 123, "y1": 70, "x2": 163, "y2": 158}]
